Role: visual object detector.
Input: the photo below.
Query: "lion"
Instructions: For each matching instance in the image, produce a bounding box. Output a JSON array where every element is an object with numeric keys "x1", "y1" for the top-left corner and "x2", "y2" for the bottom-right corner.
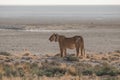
[{"x1": 49, "y1": 33, "x2": 85, "y2": 57}]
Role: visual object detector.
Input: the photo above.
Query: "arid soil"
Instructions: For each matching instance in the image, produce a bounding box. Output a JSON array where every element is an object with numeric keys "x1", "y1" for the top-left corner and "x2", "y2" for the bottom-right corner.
[{"x1": 0, "y1": 24, "x2": 120, "y2": 54}]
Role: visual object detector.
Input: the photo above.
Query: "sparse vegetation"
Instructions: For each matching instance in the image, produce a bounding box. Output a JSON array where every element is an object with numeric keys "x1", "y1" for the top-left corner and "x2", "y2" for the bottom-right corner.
[
  {"x1": 17, "y1": 67, "x2": 25, "y2": 77},
  {"x1": 0, "y1": 52, "x2": 11, "y2": 56},
  {"x1": 65, "y1": 56, "x2": 79, "y2": 61},
  {"x1": 0, "y1": 73, "x2": 2, "y2": 80},
  {"x1": 40, "y1": 66, "x2": 66, "y2": 77},
  {"x1": 82, "y1": 68, "x2": 93, "y2": 75},
  {"x1": 96, "y1": 69, "x2": 118, "y2": 76},
  {"x1": 3, "y1": 64, "x2": 13, "y2": 77},
  {"x1": 0, "y1": 51, "x2": 119, "y2": 80},
  {"x1": 95, "y1": 63, "x2": 120, "y2": 76},
  {"x1": 114, "y1": 50, "x2": 120, "y2": 53}
]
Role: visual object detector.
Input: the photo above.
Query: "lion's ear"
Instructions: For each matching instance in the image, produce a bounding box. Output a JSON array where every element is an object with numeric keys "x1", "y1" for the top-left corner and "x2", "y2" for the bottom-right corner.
[
  {"x1": 55, "y1": 33, "x2": 58, "y2": 35},
  {"x1": 53, "y1": 33, "x2": 55, "y2": 35},
  {"x1": 53, "y1": 33, "x2": 56, "y2": 35}
]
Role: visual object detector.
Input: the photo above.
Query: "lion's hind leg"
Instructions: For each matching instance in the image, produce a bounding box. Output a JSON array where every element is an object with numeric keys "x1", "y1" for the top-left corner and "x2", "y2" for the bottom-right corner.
[{"x1": 76, "y1": 47, "x2": 80, "y2": 57}]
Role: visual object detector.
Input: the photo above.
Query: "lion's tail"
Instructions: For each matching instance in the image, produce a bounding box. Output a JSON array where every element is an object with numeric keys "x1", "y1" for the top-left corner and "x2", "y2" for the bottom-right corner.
[{"x1": 81, "y1": 36, "x2": 85, "y2": 56}]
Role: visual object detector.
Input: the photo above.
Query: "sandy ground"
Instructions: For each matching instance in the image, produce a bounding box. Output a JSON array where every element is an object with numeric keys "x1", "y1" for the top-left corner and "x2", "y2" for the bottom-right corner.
[{"x1": 0, "y1": 23, "x2": 120, "y2": 54}]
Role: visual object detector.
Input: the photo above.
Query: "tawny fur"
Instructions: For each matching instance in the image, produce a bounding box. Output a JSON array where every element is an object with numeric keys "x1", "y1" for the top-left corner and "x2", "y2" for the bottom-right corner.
[{"x1": 49, "y1": 33, "x2": 85, "y2": 57}]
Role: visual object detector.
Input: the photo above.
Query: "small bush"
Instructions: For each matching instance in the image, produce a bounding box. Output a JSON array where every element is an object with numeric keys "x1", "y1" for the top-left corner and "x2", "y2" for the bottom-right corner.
[
  {"x1": 38, "y1": 66, "x2": 66, "y2": 77},
  {"x1": 65, "y1": 56, "x2": 79, "y2": 61},
  {"x1": 11, "y1": 70, "x2": 17, "y2": 77},
  {"x1": 0, "y1": 52, "x2": 11, "y2": 56},
  {"x1": 0, "y1": 73, "x2": 2, "y2": 80},
  {"x1": 17, "y1": 67, "x2": 25, "y2": 77},
  {"x1": 3, "y1": 65, "x2": 12, "y2": 77},
  {"x1": 30, "y1": 63, "x2": 38, "y2": 69},
  {"x1": 36, "y1": 69, "x2": 45, "y2": 76},
  {"x1": 114, "y1": 50, "x2": 120, "y2": 53},
  {"x1": 82, "y1": 69, "x2": 93, "y2": 75},
  {"x1": 30, "y1": 63, "x2": 40, "y2": 75},
  {"x1": 95, "y1": 65, "x2": 119, "y2": 76},
  {"x1": 44, "y1": 66, "x2": 66, "y2": 77}
]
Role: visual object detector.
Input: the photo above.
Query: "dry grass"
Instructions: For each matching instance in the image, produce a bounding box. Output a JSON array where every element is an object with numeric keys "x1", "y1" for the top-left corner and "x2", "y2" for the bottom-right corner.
[
  {"x1": 0, "y1": 51, "x2": 119, "y2": 80},
  {"x1": 0, "y1": 75, "x2": 119, "y2": 80}
]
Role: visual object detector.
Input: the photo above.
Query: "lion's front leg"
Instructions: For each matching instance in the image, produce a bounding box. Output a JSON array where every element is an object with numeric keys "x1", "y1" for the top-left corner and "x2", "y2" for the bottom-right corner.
[
  {"x1": 64, "y1": 49, "x2": 67, "y2": 56},
  {"x1": 60, "y1": 48, "x2": 64, "y2": 57}
]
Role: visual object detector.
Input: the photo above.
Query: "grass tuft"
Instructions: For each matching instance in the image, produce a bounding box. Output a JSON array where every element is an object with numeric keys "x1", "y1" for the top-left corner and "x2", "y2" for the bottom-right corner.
[
  {"x1": 65, "y1": 56, "x2": 79, "y2": 61},
  {"x1": 0, "y1": 52, "x2": 11, "y2": 56}
]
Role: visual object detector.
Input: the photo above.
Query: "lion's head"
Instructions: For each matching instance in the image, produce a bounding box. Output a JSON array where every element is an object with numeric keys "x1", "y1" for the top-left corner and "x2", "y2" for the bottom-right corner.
[{"x1": 49, "y1": 33, "x2": 59, "y2": 42}]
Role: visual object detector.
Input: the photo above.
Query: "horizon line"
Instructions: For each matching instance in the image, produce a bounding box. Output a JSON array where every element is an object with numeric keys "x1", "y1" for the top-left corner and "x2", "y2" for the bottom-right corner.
[{"x1": 0, "y1": 4, "x2": 120, "y2": 6}]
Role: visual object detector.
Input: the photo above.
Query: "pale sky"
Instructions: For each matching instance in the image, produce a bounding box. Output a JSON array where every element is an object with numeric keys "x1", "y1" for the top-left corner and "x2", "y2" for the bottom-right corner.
[{"x1": 0, "y1": 0, "x2": 120, "y2": 5}]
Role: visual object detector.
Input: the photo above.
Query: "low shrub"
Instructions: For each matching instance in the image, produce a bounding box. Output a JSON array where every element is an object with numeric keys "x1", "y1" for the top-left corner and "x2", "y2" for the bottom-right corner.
[
  {"x1": 0, "y1": 73, "x2": 2, "y2": 80},
  {"x1": 95, "y1": 64, "x2": 119, "y2": 76},
  {"x1": 30, "y1": 63, "x2": 40, "y2": 75},
  {"x1": 43, "y1": 66, "x2": 66, "y2": 77},
  {"x1": 0, "y1": 52, "x2": 11, "y2": 56},
  {"x1": 27, "y1": 62, "x2": 67, "y2": 77},
  {"x1": 3, "y1": 65, "x2": 12, "y2": 77},
  {"x1": 82, "y1": 69, "x2": 93, "y2": 75},
  {"x1": 114, "y1": 50, "x2": 120, "y2": 53},
  {"x1": 17, "y1": 67, "x2": 25, "y2": 77},
  {"x1": 11, "y1": 70, "x2": 17, "y2": 77},
  {"x1": 65, "y1": 56, "x2": 79, "y2": 61}
]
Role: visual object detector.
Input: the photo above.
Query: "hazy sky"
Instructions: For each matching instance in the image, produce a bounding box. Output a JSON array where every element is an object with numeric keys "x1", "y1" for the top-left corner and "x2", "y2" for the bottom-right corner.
[{"x1": 0, "y1": 0, "x2": 120, "y2": 5}]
